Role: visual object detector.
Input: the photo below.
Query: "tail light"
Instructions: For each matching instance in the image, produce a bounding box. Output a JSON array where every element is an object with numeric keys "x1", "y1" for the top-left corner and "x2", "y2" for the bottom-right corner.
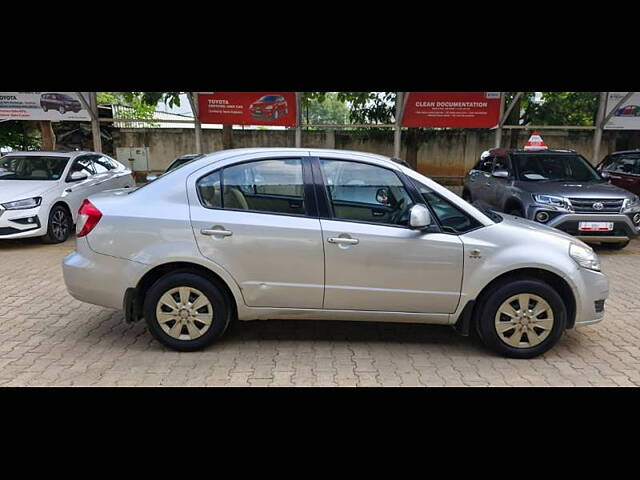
[{"x1": 76, "y1": 199, "x2": 102, "y2": 237}]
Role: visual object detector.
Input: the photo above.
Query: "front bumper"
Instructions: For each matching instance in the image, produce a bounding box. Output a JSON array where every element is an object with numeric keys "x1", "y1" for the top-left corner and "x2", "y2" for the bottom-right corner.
[
  {"x1": 570, "y1": 266, "x2": 609, "y2": 328},
  {"x1": 0, "y1": 206, "x2": 45, "y2": 239},
  {"x1": 526, "y1": 206, "x2": 640, "y2": 242}
]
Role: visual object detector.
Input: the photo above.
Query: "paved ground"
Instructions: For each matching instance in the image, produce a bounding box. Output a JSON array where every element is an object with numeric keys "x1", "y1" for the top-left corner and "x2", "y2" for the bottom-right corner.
[{"x1": 1, "y1": 236, "x2": 640, "y2": 387}]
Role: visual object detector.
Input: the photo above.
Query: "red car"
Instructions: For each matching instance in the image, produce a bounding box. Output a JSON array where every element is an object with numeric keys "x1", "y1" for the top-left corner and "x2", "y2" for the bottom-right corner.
[
  {"x1": 596, "y1": 150, "x2": 640, "y2": 195},
  {"x1": 249, "y1": 95, "x2": 289, "y2": 120}
]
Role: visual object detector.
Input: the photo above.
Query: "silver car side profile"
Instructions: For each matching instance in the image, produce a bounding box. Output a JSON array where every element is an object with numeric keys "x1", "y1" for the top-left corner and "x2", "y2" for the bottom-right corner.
[{"x1": 63, "y1": 148, "x2": 609, "y2": 358}]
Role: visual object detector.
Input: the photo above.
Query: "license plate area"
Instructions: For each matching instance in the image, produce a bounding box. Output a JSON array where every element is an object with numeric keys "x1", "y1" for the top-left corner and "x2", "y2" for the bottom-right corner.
[{"x1": 578, "y1": 221, "x2": 614, "y2": 232}]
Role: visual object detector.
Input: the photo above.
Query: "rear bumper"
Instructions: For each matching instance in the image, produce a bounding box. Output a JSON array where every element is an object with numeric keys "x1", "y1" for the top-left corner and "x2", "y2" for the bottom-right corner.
[{"x1": 62, "y1": 237, "x2": 145, "y2": 310}]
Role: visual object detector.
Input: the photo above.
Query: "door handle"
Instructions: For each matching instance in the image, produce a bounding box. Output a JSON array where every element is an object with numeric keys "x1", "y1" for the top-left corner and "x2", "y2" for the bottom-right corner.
[
  {"x1": 201, "y1": 228, "x2": 233, "y2": 237},
  {"x1": 328, "y1": 237, "x2": 359, "y2": 245}
]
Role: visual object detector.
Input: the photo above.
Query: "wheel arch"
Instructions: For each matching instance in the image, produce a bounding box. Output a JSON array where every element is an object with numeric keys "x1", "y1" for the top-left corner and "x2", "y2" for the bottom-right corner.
[
  {"x1": 460, "y1": 267, "x2": 577, "y2": 333},
  {"x1": 128, "y1": 261, "x2": 239, "y2": 323},
  {"x1": 503, "y1": 196, "x2": 524, "y2": 214},
  {"x1": 49, "y1": 200, "x2": 74, "y2": 223}
]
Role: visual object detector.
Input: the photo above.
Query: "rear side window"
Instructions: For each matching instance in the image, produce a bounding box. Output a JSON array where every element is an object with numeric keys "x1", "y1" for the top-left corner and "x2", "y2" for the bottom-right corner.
[{"x1": 197, "y1": 159, "x2": 306, "y2": 215}]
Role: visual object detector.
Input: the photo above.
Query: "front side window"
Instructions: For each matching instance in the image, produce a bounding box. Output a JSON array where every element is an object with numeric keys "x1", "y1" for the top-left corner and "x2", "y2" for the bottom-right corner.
[
  {"x1": 413, "y1": 181, "x2": 483, "y2": 233},
  {"x1": 0, "y1": 155, "x2": 69, "y2": 181},
  {"x1": 512, "y1": 153, "x2": 602, "y2": 182},
  {"x1": 603, "y1": 154, "x2": 640, "y2": 175},
  {"x1": 92, "y1": 156, "x2": 114, "y2": 174},
  {"x1": 320, "y1": 159, "x2": 415, "y2": 226},
  {"x1": 197, "y1": 159, "x2": 306, "y2": 215}
]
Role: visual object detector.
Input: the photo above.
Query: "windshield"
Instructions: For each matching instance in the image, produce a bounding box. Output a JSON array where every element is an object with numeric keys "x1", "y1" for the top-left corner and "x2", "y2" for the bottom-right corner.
[
  {"x1": 513, "y1": 153, "x2": 602, "y2": 182},
  {"x1": 0, "y1": 155, "x2": 69, "y2": 181},
  {"x1": 258, "y1": 96, "x2": 280, "y2": 102}
]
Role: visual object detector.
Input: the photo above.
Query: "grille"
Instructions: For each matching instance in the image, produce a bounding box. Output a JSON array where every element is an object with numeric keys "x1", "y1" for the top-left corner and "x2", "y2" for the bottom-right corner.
[{"x1": 568, "y1": 198, "x2": 624, "y2": 213}]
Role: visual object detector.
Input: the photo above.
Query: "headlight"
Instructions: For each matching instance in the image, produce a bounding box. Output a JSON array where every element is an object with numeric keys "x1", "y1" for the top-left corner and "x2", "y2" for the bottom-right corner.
[
  {"x1": 1, "y1": 197, "x2": 42, "y2": 210},
  {"x1": 533, "y1": 194, "x2": 572, "y2": 210},
  {"x1": 623, "y1": 195, "x2": 640, "y2": 210},
  {"x1": 569, "y1": 243, "x2": 601, "y2": 272}
]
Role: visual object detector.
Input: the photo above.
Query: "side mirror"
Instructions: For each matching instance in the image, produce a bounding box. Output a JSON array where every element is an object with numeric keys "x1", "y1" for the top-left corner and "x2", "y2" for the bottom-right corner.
[
  {"x1": 146, "y1": 174, "x2": 158, "y2": 182},
  {"x1": 600, "y1": 171, "x2": 610, "y2": 179},
  {"x1": 409, "y1": 204, "x2": 432, "y2": 229},
  {"x1": 376, "y1": 187, "x2": 390, "y2": 205},
  {"x1": 69, "y1": 171, "x2": 88, "y2": 182},
  {"x1": 492, "y1": 169, "x2": 510, "y2": 178}
]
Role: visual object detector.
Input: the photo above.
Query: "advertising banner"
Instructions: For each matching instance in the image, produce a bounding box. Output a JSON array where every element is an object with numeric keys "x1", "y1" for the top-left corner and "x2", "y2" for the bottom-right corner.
[
  {"x1": 604, "y1": 92, "x2": 640, "y2": 130},
  {"x1": 197, "y1": 92, "x2": 297, "y2": 126},
  {"x1": 402, "y1": 92, "x2": 502, "y2": 128},
  {"x1": 0, "y1": 92, "x2": 91, "y2": 121}
]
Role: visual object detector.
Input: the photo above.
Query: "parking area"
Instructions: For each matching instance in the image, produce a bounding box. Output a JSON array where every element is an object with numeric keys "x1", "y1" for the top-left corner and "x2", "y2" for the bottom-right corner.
[{"x1": 1, "y1": 236, "x2": 639, "y2": 387}]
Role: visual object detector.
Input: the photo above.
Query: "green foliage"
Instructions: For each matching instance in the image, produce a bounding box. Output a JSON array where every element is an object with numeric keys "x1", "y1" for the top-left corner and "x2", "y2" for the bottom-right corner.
[
  {"x1": 0, "y1": 121, "x2": 41, "y2": 151},
  {"x1": 302, "y1": 92, "x2": 350, "y2": 125},
  {"x1": 337, "y1": 92, "x2": 396, "y2": 124},
  {"x1": 97, "y1": 92, "x2": 157, "y2": 120},
  {"x1": 505, "y1": 92, "x2": 599, "y2": 126}
]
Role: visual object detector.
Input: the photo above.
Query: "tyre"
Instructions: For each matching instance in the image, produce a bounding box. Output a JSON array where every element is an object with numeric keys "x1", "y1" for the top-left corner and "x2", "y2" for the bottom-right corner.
[
  {"x1": 143, "y1": 272, "x2": 232, "y2": 351},
  {"x1": 41, "y1": 205, "x2": 72, "y2": 244},
  {"x1": 600, "y1": 240, "x2": 630, "y2": 250},
  {"x1": 509, "y1": 208, "x2": 524, "y2": 217},
  {"x1": 42, "y1": 105, "x2": 48, "y2": 112},
  {"x1": 58, "y1": 105, "x2": 65, "y2": 114},
  {"x1": 475, "y1": 279, "x2": 567, "y2": 359},
  {"x1": 462, "y1": 190, "x2": 472, "y2": 202}
]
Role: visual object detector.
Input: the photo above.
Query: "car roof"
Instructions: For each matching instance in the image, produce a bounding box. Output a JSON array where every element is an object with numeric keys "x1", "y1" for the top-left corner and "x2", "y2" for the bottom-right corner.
[
  {"x1": 485, "y1": 148, "x2": 577, "y2": 156},
  {"x1": 2, "y1": 150, "x2": 99, "y2": 158},
  {"x1": 610, "y1": 149, "x2": 640, "y2": 155}
]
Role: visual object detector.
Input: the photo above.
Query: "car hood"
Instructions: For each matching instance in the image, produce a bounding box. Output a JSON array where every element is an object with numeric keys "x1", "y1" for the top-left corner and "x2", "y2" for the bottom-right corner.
[
  {"x1": 516, "y1": 180, "x2": 634, "y2": 199},
  {"x1": 490, "y1": 212, "x2": 590, "y2": 249},
  {"x1": 0, "y1": 180, "x2": 58, "y2": 204}
]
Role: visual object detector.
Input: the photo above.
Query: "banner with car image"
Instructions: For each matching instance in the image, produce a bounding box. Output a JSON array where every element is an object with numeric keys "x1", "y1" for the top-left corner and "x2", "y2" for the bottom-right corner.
[
  {"x1": 197, "y1": 92, "x2": 297, "y2": 126},
  {"x1": 401, "y1": 92, "x2": 502, "y2": 128},
  {"x1": 604, "y1": 92, "x2": 640, "y2": 130},
  {"x1": 0, "y1": 92, "x2": 91, "y2": 121}
]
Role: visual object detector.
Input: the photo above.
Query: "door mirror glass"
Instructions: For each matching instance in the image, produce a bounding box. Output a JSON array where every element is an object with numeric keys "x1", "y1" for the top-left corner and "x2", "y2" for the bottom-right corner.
[
  {"x1": 492, "y1": 169, "x2": 510, "y2": 178},
  {"x1": 409, "y1": 204, "x2": 431, "y2": 229},
  {"x1": 69, "y1": 171, "x2": 88, "y2": 182},
  {"x1": 376, "y1": 187, "x2": 390, "y2": 205}
]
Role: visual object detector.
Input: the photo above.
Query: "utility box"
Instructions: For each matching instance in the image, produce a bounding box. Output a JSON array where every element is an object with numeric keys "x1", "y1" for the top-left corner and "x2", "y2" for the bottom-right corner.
[{"x1": 116, "y1": 147, "x2": 150, "y2": 172}]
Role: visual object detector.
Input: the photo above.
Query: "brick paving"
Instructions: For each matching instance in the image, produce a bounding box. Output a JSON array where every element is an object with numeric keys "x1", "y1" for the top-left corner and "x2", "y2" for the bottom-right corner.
[{"x1": 1, "y1": 235, "x2": 639, "y2": 387}]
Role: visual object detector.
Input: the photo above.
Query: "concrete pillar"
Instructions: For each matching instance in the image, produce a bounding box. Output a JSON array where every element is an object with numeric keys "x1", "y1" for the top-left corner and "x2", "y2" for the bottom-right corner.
[
  {"x1": 325, "y1": 129, "x2": 336, "y2": 149},
  {"x1": 463, "y1": 130, "x2": 479, "y2": 172}
]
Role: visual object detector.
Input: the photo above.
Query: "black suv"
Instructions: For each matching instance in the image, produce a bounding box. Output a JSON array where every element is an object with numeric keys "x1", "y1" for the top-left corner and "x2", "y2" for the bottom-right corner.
[
  {"x1": 463, "y1": 148, "x2": 640, "y2": 249},
  {"x1": 40, "y1": 93, "x2": 82, "y2": 114}
]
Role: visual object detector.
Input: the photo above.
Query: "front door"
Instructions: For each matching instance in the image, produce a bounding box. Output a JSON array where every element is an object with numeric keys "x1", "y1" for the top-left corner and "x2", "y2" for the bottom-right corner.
[
  {"x1": 316, "y1": 158, "x2": 464, "y2": 314},
  {"x1": 189, "y1": 157, "x2": 325, "y2": 309}
]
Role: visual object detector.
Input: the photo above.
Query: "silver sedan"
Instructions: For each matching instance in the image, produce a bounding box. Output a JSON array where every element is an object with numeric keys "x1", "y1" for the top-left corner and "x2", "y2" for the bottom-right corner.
[{"x1": 63, "y1": 148, "x2": 609, "y2": 358}]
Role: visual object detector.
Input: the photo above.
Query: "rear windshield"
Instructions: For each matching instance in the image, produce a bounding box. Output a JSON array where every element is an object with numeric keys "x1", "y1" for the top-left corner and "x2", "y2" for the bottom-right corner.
[
  {"x1": 512, "y1": 153, "x2": 602, "y2": 182},
  {"x1": 0, "y1": 155, "x2": 69, "y2": 180}
]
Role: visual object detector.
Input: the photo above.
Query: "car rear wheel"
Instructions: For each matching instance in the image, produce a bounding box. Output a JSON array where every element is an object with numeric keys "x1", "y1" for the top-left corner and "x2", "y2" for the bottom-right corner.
[
  {"x1": 143, "y1": 272, "x2": 232, "y2": 351},
  {"x1": 476, "y1": 279, "x2": 567, "y2": 359},
  {"x1": 41, "y1": 205, "x2": 72, "y2": 244}
]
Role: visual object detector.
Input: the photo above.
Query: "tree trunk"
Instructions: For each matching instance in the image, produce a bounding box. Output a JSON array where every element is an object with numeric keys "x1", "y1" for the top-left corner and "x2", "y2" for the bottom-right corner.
[
  {"x1": 39, "y1": 121, "x2": 56, "y2": 150},
  {"x1": 222, "y1": 124, "x2": 233, "y2": 150}
]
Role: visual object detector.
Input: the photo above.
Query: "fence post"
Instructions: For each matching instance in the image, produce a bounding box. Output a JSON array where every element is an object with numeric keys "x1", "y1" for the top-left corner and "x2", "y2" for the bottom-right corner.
[{"x1": 394, "y1": 92, "x2": 404, "y2": 157}]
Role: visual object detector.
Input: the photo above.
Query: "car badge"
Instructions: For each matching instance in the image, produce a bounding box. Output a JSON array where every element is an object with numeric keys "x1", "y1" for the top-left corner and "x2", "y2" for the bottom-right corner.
[
  {"x1": 593, "y1": 202, "x2": 604, "y2": 210},
  {"x1": 469, "y1": 249, "x2": 482, "y2": 259}
]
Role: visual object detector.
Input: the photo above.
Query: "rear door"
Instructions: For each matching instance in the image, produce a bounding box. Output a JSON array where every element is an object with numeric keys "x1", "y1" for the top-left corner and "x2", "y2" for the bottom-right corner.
[{"x1": 188, "y1": 155, "x2": 325, "y2": 309}]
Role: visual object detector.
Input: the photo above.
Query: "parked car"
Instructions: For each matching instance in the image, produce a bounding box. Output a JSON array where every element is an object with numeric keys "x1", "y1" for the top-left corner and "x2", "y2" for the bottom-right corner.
[
  {"x1": 596, "y1": 150, "x2": 640, "y2": 196},
  {"x1": 463, "y1": 148, "x2": 640, "y2": 250},
  {"x1": 146, "y1": 153, "x2": 203, "y2": 182},
  {"x1": 40, "y1": 93, "x2": 82, "y2": 114},
  {"x1": 249, "y1": 95, "x2": 288, "y2": 120},
  {"x1": 63, "y1": 148, "x2": 608, "y2": 358},
  {"x1": 0, "y1": 151, "x2": 135, "y2": 243}
]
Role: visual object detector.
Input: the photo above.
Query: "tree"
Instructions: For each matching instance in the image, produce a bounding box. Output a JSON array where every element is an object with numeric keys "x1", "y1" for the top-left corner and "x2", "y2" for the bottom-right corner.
[
  {"x1": 504, "y1": 92, "x2": 599, "y2": 126},
  {"x1": 97, "y1": 92, "x2": 158, "y2": 120},
  {"x1": 302, "y1": 92, "x2": 350, "y2": 125},
  {"x1": 0, "y1": 120, "x2": 41, "y2": 151}
]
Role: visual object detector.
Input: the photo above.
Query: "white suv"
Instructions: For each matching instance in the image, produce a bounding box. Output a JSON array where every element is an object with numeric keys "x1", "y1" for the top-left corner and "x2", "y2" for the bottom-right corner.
[
  {"x1": 63, "y1": 148, "x2": 609, "y2": 358},
  {"x1": 0, "y1": 151, "x2": 135, "y2": 243}
]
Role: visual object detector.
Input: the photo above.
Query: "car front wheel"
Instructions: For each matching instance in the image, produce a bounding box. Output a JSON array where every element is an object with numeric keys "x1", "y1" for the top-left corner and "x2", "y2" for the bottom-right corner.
[
  {"x1": 476, "y1": 279, "x2": 567, "y2": 358},
  {"x1": 144, "y1": 272, "x2": 233, "y2": 351},
  {"x1": 42, "y1": 205, "x2": 72, "y2": 244}
]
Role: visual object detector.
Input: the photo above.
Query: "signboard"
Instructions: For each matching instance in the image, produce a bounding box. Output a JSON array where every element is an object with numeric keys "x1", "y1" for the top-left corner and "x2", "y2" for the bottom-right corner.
[
  {"x1": 604, "y1": 92, "x2": 640, "y2": 130},
  {"x1": 197, "y1": 92, "x2": 297, "y2": 126},
  {"x1": 0, "y1": 92, "x2": 91, "y2": 121},
  {"x1": 401, "y1": 92, "x2": 502, "y2": 128}
]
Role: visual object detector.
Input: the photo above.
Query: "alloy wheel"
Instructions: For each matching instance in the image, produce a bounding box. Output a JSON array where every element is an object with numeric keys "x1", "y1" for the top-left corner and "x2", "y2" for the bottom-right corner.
[
  {"x1": 51, "y1": 209, "x2": 69, "y2": 240},
  {"x1": 494, "y1": 293, "x2": 554, "y2": 348},
  {"x1": 156, "y1": 286, "x2": 214, "y2": 341}
]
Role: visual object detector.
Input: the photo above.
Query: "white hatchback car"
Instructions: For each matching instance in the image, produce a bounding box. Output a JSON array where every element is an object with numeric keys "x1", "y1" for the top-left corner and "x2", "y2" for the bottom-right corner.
[
  {"x1": 63, "y1": 148, "x2": 609, "y2": 358},
  {"x1": 0, "y1": 151, "x2": 135, "y2": 243}
]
